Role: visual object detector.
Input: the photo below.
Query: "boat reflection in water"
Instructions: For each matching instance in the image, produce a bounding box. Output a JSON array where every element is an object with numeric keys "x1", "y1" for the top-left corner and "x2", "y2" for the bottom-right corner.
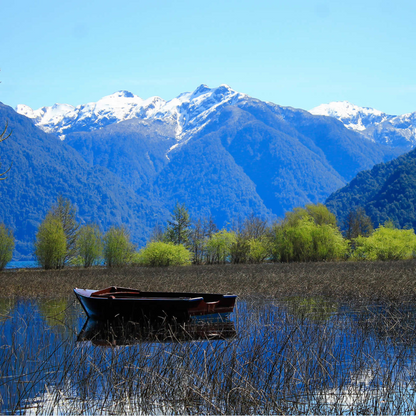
[{"x1": 77, "y1": 316, "x2": 237, "y2": 347}]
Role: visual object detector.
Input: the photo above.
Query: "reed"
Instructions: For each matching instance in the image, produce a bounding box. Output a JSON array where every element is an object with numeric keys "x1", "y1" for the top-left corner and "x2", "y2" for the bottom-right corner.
[
  {"x1": 2, "y1": 261, "x2": 416, "y2": 414},
  {"x1": 1, "y1": 298, "x2": 416, "y2": 414},
  {"x1": 2, "y1": 260, "x2": 416, "y2": 302}
]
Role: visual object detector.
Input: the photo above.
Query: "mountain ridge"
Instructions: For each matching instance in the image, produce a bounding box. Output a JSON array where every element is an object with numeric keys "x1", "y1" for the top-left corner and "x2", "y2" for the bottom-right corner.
[
  {"x1": 2, "y1": 85, "x2": 407, "y2": 259},
  {"x1": 310, "y1": 101, "x2": 416, "y2": 148},
  {"x1": 18, "y1": 87, "x2": 416, "y2": 150}
]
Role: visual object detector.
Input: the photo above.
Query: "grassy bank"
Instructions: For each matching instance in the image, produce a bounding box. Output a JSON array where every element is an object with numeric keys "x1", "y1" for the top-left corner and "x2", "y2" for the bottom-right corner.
[{"x1": 2, "y1": 260, "x2": 416, "y2": 301}]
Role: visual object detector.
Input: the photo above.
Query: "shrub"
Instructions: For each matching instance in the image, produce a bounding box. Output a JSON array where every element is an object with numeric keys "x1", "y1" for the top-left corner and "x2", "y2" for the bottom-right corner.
[
  {"x1": 0, "y1": 223, "x2": 14, "y2": 271},
  {"x1": 34, "y1": 214, "x2": 67, "y2": 269},
  {"x1": 134, "y1": 242, "x2": 192, "y2": 267},
  {"x1": 103, "y1": 226, "x2": 135, "y2": 267},
  {"x1": 352, "y1": 224, "x2": 416, "y2": 261}
]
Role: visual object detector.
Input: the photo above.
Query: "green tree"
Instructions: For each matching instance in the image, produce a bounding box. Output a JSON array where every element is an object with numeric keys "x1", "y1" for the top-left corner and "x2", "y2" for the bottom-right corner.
[
  {"x1": 0, "y1": 122, "x2": 12, "y2": 181},
  {"x1": 0, "y1": 223, "x2": 14, "y2": 271},
  {"x1": 76, "y1": 224, "x2": 103, "y2": 268},
  {"x1": 103, "y1": 226, "x2": 135, "y2": 267},
  {"x1": 165, "y1": 202, "x2": 191, "y2": 246},
  {"x1": 230, "y1": 234, "x2": 251, "y2": 264},
  {"x1": 51, "y1": 196, "x2": 80, "y2": 265},
  {"x1": 352, "y1": 223, "x2": 416, "y2": 261},
  {"x1": 247, "y1": 237, "x2": 273, "y2": 263},
  {"x1": 34, "y1": 214, "x2": 67, "y2": 269},
  {"x1": 134, "y1": 241, "x2": 192, "y2": 267},
  {"x1": 284, "y1": 203, "x2": 338, "y2": 228},
  {"x1": 272, "y1": 208, "x2": 348, "y2": 262},
  {"x1": 206, "y1": 230, "x2": 236, "y2": 264},
  {"x1": 344, "y1": 207, "x2": 374, "y2": 240}
]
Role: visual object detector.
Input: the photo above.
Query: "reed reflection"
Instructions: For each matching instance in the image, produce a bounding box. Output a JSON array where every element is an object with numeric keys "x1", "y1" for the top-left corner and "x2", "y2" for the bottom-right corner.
[{"x1": 77, "y1": 316, "x2": 237, "y2": 347}]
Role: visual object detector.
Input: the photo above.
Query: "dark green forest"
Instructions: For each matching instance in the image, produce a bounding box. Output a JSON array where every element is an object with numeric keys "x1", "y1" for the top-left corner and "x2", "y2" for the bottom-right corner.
[{"x1": 326, "y1": 148, "x2": 416, "y2": 230}]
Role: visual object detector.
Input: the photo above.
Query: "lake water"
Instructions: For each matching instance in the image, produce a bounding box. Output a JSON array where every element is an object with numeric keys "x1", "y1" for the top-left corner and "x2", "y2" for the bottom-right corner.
[
  {"x1": 5, "y1": 261, "x2": 39, "y2": 269},
  {"x1": 1, "y1": 296, "x2": 416, "y2": 414}
]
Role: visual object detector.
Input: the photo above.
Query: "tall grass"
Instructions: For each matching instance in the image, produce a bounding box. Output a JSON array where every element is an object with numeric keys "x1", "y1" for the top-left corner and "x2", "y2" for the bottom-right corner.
[
  {"x1": 2, "y1": 261, "x2": 416, "y2": 414},
  {"x1": 2, "y1": 260, "x2": 416, "y2": 302},
  {"x1": 1, "y1": 297, "x2": 416, "y2": 414}
]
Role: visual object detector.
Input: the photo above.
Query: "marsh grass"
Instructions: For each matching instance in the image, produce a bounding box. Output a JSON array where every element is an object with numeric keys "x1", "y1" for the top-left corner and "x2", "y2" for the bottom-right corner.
[
  {"x1": 2, "y1": 298, "x2": 416, "y2": 414},
  {"x1": 2, "y1": 260, "x2": 416, "y2": 302},
  {"x1": 2, "y1": 261, "x2": 416, "y2": 414}
]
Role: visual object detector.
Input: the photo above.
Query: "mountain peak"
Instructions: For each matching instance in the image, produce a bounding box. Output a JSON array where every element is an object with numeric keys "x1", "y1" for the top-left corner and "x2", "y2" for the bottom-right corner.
[
  {"x1": 192, "y1": 84, "x2": 212, "y2": 96},
  {"x1": 15, "y1": 84, "x2": 248, "y2": 140},
  {"x1": 99, "y1": 90, "x2": 143, "y2": 103},
  {"x1": 310, "y1": 101, "x2": 385, "y2": 118},
  {"x1": 309, "y1": 101, "x2": 390, "y2": 132}
]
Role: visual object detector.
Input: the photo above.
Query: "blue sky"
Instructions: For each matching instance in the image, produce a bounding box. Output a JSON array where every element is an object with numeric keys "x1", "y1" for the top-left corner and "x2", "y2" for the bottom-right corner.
[{"x1": 2, "y1": 0, "x2": 416, "y2": 115}]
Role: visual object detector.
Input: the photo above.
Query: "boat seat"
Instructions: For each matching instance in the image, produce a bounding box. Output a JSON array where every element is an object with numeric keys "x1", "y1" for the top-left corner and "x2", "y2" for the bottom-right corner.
[
  {"x1": 206, "y1": 301, "x2": 220, "y2": 312},
  {"x1": 91, "y1": 290, "x2": 141, "y2": 298}
]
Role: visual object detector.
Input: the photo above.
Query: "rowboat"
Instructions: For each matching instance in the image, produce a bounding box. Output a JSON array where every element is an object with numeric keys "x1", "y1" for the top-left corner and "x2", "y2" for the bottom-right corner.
[{"x1": 73, "y1": 286, "x2": 237, "y2": 321}]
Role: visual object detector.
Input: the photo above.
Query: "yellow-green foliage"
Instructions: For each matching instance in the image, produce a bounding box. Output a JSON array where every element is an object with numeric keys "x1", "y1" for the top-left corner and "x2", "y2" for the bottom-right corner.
[
  {"x1": 284, "y1": 203, "x2": 338, "y2": 228},
  {"x1": 274, "y1": 216, "x2": 348, "y2": 262},
  {"x1": 76, "y1": 224, "x2": 103, "y2": 268},
  {"x1": 248, "y1": 237, "x2": 272, "y2": 263},
  {"x1": 352, "y1": 224, "x2": 416, "y2": 261},
  {"x1": 34, "y1": 214, "x2": 67, "y2": 269},
  {"x1": 0, "y1": 223, "x2": 14, "y2": 271},
  {"x1": 103, "y1": 226, "x2": 135, "y2": 267},
  {"x1": 134, "y1": 242, "x2": 192, "y2": 267},
  {"x1": 205, "y1": 230, "x2": 236, "y2": 264}
]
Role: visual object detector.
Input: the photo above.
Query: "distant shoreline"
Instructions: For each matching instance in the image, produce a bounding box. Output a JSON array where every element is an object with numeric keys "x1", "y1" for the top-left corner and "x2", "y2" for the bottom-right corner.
[{"x1": 6, "y1": 261, "x2": 39, "y2": 269}]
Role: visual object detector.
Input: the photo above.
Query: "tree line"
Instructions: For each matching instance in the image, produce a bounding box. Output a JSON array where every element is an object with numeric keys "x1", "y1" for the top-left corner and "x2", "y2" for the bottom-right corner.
[{"x1": 1, "y1": 196, "x2": 416, "y2": 270}]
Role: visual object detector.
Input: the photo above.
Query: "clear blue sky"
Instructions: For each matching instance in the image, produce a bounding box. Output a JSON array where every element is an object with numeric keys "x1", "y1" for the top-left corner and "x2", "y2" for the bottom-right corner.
[{"x1": 2, "y1": 0, "x2": 416, "y2": 115}]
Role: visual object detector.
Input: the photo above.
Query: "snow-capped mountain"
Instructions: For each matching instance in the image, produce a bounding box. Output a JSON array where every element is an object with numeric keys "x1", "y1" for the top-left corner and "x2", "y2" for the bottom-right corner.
[
  {"x1": 16, "y1": 84, "x2": 246, "y2": 141},
  {"x1": 309, "y1": 101, "x2": 392, "y2": 132},
  {"x1": 5, "y1": 88, "x2": 405, "y2": 259},
  {"x1": 310, "y1": 101, "x2": 416, "y2": 148}
]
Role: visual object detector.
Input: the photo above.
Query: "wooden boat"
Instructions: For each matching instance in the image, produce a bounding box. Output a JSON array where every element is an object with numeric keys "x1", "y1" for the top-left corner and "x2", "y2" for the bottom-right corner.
[{"x1": 74, "y1": 286, "x2": 237, "y2": 321}]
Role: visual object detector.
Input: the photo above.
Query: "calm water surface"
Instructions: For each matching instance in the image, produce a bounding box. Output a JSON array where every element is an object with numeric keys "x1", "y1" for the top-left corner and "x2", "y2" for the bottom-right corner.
[
  {"x1": 5, "y1": 261, "x2": 39, "y2": 269},
  {"x1": 1, "y1": 296, "x2": 416, "y2": 414}
]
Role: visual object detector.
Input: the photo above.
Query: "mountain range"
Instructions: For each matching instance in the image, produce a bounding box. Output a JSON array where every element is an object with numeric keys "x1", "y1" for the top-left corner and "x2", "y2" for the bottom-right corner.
[{"x1": 0, "y1": 85, "x2": 409, "y2": 259}]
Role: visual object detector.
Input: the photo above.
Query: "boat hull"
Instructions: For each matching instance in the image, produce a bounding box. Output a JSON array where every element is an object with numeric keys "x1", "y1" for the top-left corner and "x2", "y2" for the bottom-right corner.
[{"x1": 74, "y1": 287, "x2": 236, "y2": 321}]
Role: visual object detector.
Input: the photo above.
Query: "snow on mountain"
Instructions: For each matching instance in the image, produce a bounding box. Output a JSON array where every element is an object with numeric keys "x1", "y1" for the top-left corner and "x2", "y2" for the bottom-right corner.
[
  {"x1": 309, "y1": 101, "x2": 391, "y2": 132},
  {"x1": 16, "y1": 84, "x2": 246, "y2": 141},
  {"x1": 19, "y1": 90, "x2": 416, "y2": 149},
  {"x1": 310, "y1": 101, "x2": 416, "y2": 148}
]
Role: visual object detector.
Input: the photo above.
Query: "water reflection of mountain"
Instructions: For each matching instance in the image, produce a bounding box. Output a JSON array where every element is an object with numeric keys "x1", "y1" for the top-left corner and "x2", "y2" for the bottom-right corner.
[{"x1": 77, "y1": 318, "x2": 237, "y2": 346}]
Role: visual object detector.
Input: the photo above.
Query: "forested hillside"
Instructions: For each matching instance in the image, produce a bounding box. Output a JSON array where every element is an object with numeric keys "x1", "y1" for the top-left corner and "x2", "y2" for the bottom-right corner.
[
  {"x1": 0, "y1": 103, "x2": 163, "y2": 259},
  {"x1": 326, "y1": 148, "x2": 416, "y2": 229}
]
